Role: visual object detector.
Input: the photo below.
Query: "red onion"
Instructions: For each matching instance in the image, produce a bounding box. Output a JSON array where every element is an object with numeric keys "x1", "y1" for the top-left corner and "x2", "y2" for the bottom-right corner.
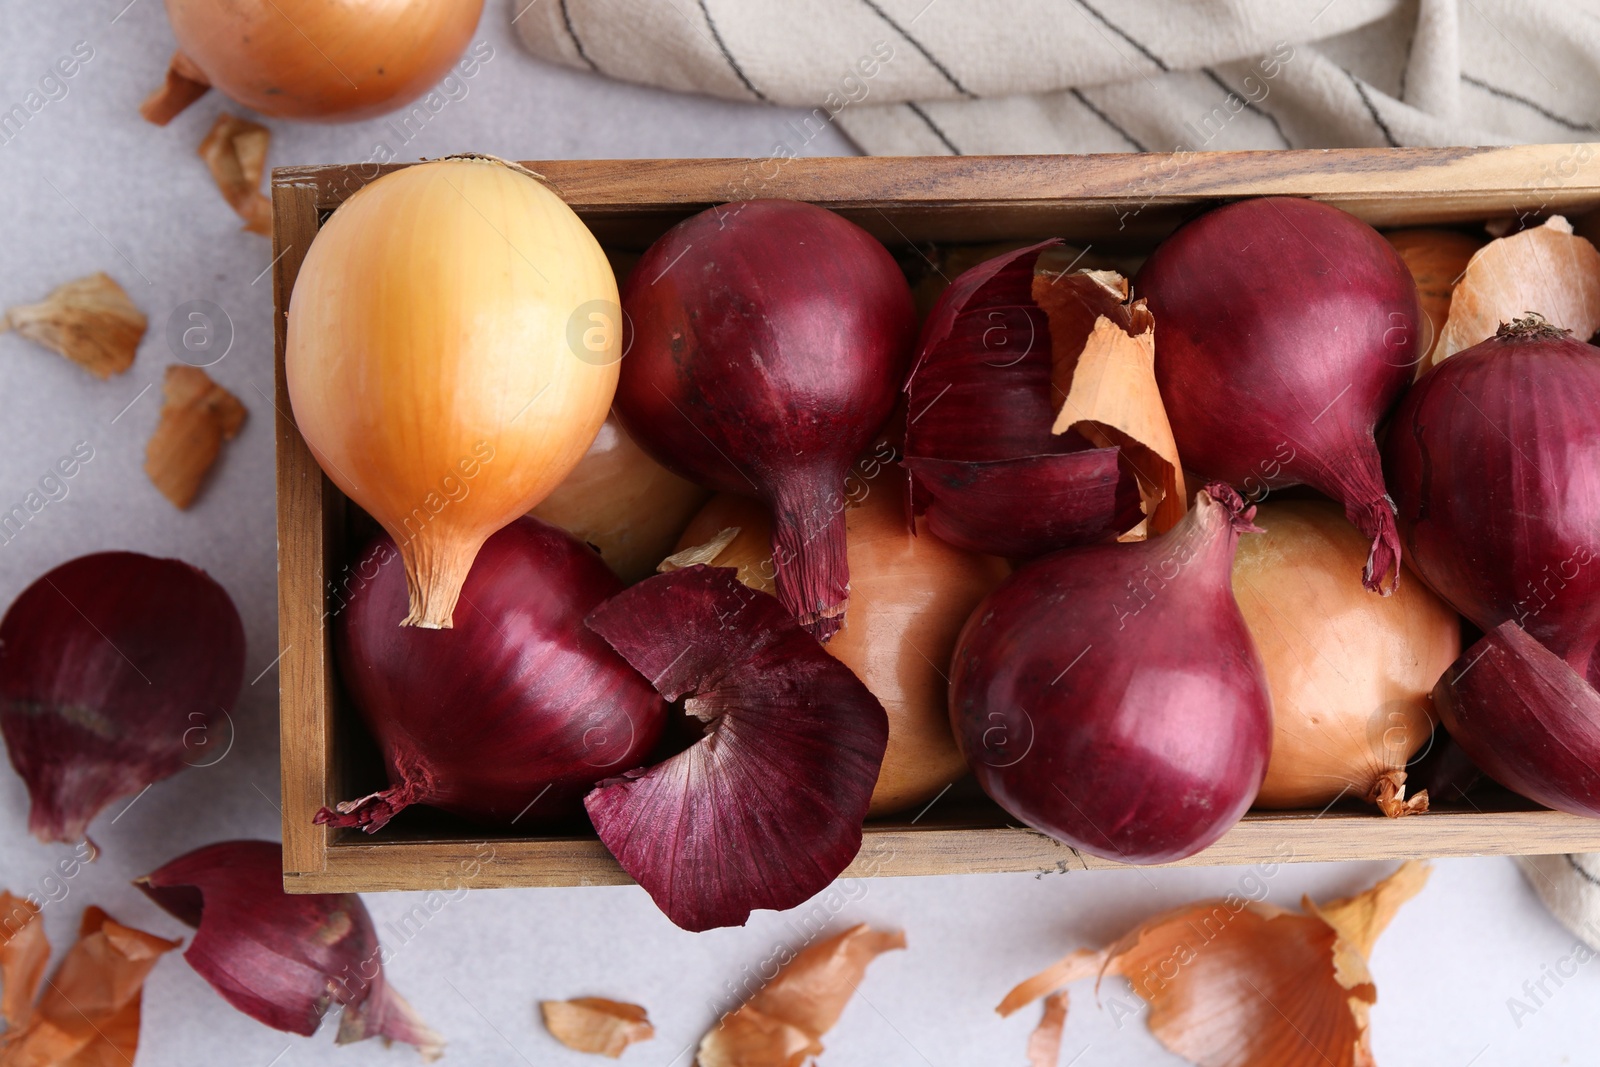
[
  {"x1": 317, "y1": 517, "x2": 666, "y2": 833},
  {"x1": 1385, "y1": 319, "x2": 1600, "y2": 682},
  {"x1": 584, "y1": 565, "x2": 888, "y2": 931},
  {"x1": 949, "y1": 484, "x2": 1271, "y2": 864},
  {"x1": 615, "y1": 199, "x2": 916, "y2": 640},
  {"x1": 904, "y1": 241, "x2": 1143, "y2": 557},
  {"x1": 1433, "y1": 621, "x2": 1600, "y2": 816},
  {"x1": 0, "y1": 551, "x2": 244, "y2": 844},
  {"x1": 136, "y1": 840, "x2": 442, "y2": 1057},
  {"x1": 1138, "y1": 197, "x2": 1422, "y2": 593}
]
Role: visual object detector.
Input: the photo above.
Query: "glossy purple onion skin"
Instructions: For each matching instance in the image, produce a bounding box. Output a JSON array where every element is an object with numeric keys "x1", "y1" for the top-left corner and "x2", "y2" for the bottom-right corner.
[
  {"x1": 0, "y1": 551, "x2": 244, "y2": 844},
  {"x1": 1433, "y1": 622, "x2": 1600, "y2": 817},
  {"x1": 585, "y1": 566, "x2": 888, "y2": 932},
  {"x1": 616, "y1": 199, "x2": 916, "y2": 639},
  {"x1": 322, "y1": 517, "x2": 666, "y2": 832},
  {"x1": 1385, "y1": 331, "x2": 1600, "y2": 683},
  {"x1": 1138, "y1": 197, "x2": 1420, "y2": 593},
  {"x1": 137, "y1": 840, "x2": 439, "y2": 1054},
  {"x1": 904, "y1": 241, "x2": 1143, "y2": 556},
  {"x1": 949, "y1": 487, "x2": 1271, "y2": 864}
]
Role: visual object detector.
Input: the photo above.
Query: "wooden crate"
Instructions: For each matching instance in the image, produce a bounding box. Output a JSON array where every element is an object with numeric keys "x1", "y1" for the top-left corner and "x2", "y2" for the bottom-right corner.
[{"x1": 273, "y1": 144, "x2": 1600, "y2": 894}]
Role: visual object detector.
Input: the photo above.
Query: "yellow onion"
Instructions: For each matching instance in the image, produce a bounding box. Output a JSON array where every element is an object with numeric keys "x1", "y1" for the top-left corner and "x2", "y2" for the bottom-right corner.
[
  {"x1": 1232, "y1": 500, "x2": 1460, "y2": 814},
  {"x1": 1384, "y1": 228, "x2": 1484, "y2": 378},
  {"x1": 530, "y1": 414, "x2": 708, "y2": 584},
  {"x1": 143, "y1": 0, "x2": 484, "y2": 125},
  {"x1": 667, "y1": 483, "x2": 1009, "y2": 816},
  {"x1": 288, "y1": 156, "x2": 617, "y2": 628}
]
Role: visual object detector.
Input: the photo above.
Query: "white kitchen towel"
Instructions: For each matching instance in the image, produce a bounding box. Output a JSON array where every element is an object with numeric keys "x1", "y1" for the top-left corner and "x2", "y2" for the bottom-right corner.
[
  {"x1": 1518, "y1": 854, "x2": 1600, "y2": 951},
  {"x1": 514, "y1": 0, "x2": 1599, "y2": 155}
]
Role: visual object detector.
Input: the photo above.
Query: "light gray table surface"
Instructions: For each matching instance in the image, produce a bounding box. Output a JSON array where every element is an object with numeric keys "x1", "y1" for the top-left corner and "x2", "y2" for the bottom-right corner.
[{"x1": 0, "y1": 4, "x2": 1593, "y2": 1065}]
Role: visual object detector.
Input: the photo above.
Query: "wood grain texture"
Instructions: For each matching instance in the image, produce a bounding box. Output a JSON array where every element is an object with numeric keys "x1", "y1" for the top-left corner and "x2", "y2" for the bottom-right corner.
[{"x1": 274, "y1": 146, "x2": 1600, "y2": 894}]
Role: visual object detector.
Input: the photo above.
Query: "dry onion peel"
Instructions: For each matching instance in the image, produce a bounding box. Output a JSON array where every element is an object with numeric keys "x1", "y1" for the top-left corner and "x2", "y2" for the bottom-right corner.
[
  {"x1": 1025, "y1": 991, "x2": 1070, "y2": 1067},
  {"x1": 0, "y1": 901, "x2": 179, "y2": 1066},
  {"x1": 584, "y1": 566, "x2": 888, "y2": 931},
  {"x1": 904, "y1": 240, "x2": 1143, "y2": 558},
  {"x1": 698, "y1": 924, "x2": 905, "y2": 1067},
  {"x1": 1232, "y1": 501, "x2": 1459, "y2": 814},
  {"x1": 1038, "y1": 267, "x2": 1185, "y2": 536},
  {"x1": 530, "y1": 414, "x2": 708, "y2": 584},
  {"x1": 1384, "y1": 229, "x2": 1483, "y2": 376},
  {"x1": 138, "y1": 49, "x2": 210, "y2": 125},
  {"x1": 144, "y1": 364, "x2": 246, "y2": 509},
  {"x1": 0, "y1": 894, "x2": 48, "y2": 1030},
  {"x1": 668, "y1": 488, "x2": 1007, "y2": 816},
  {"x1": 540, "y1": 998, "x2": 653, "y2": 1058},
  {"x1": 1433, "y1": 216, "x2": 1600, "y2": 363},
  {"x1": 2, "y1": 273, "x2": 145, "y2": 379},
  {"x1": 998, "y1": 861, "x2": 1430, "y2": 1067},
  {"x1": 288, "y1": 156, "x2": 619, "y2": 628},
  {"x1": 197, "y1": 112, "x2": 272, "y2": 236}
]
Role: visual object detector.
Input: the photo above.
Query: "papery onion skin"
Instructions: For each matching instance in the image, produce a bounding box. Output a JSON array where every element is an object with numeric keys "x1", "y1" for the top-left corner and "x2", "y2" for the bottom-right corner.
[
  {"x1": 616, "y1": 199, "x2": 916, "y2": 640},
  {"x1": 950, "y1": 485, "x2": 1271, "y2": 864},
  {"x1": 1384, "y1": 322, "x2": 1600, "y2": 683},
  {"x1": 531, "y1": 413, "x2": 709, "y2": 584},
  {"x1": 585, "y1": 566, "x2": 889, "y2": 931},
  {"x1": 1433, "y1": 621, "x2": 1600, "y2": 817},
  {"x1": 674, "y1": 486, "x2": 1009, "y2": 816},
  {"x1": 136, "y1": 840, "x2": 442, "y2": 1057},
  {"x1": 1139, "y1": 197, "x2": 1421, "y2": 594},
  {"x1": 904, "y1": 241, "x2": 1143, "y2": 557},
  {"x1": 0, "y1": 551, "x2": 244, "y2": 844},
  {"x1": 318, "y1": 517, "x2": 666, "y2": 832},
  {"x1": 154, "y1": 0, "x2": 484, "y2": 123},
  {"x1": 1232, "y1": 501, "x2": 1458, "y2": 812},
  {"x1": 288, "y1": 157, "x2": 619, "y2": 628}
]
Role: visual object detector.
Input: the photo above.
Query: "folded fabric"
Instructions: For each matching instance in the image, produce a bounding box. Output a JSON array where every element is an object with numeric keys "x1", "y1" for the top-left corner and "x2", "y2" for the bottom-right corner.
[{"x1": 514, "y1": 0, "x2": 1597, "y2": 154}]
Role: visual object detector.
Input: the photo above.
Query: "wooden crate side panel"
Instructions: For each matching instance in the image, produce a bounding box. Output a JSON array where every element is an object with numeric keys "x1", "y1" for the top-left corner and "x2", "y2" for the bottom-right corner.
[{"x1": 273, "y1": 179, "x2": 338, "y2": 879}]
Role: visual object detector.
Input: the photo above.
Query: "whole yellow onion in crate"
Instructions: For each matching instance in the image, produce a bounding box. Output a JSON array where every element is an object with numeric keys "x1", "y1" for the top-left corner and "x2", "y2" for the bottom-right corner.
[{"x1": 287, "y1": 156, "x2": 619, "y2": 628}]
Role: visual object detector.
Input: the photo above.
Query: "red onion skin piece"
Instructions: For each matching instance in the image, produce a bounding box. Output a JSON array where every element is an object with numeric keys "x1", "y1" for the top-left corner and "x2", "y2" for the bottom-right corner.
[
  {"x1": 903, "y1": 241, "x2": 1142, "y2": 556},
  {"x1": 1138, "y1": 197, "x2": 1420, "y2": 593},
  {"x1": 1384, "y1": 331, "x2": 1600, "y2": 683},
  {"x1": 616, "y1": 199, "x2": 916, "y2": 640},
  {"x1": 136, "y1": 840, "x2": 440, "y2": 1055},
  {"x1": 320, "y1": 517, "x2": 666, "y2": 832},
  {"x1": 1433, "y1": 622, "x2": 1600, "y2": 817},
  {"x1": 0, "y1": 551, "x2": 244, "y2": 844},
  {"x1": 949, "y1": 485, "x2": 1271, "y2": 864},
  {"x1": 584, "y1": 565, "x2": 888, "y2": 932}
]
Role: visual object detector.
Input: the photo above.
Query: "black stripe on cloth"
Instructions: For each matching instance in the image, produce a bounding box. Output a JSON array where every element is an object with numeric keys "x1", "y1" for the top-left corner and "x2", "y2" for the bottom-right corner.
[
  {"x1": 906, "y1": 102, "x2": 961, "y2": 154},
  {"x1": 1200, "y1": 67, "x2": 1293, "y2": 148},
  {"x1": 559, "y1": 0, "x2": 600, "y2": 73},
  {"x1": 858, "y1": 0, "x2": 976, "y2": 98},
  {"x1": 697, "y1": 0, "x2": 771, "y2": 103},
  {"x1": 1567, "y1": 853, "x2": 1600, "y2": 889},
  {"x1": 1070, "y1": 88, "x2": 1147, "y2": 151},
  {"x1": 1075, "y1": 0, "x2": 1170, "y2": 72},
  {"x1": 1345, "y1": 70, "x2": 1399, "y2": 147},
  {"x1": 1464, "y1": 73, "x2": 1597, "y2": 131}
]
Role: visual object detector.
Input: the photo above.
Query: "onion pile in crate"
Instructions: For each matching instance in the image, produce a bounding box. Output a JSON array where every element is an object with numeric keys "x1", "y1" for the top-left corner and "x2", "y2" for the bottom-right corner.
[{"x1": 282, "y1": 162, "x2": 1600, "y2": 932}]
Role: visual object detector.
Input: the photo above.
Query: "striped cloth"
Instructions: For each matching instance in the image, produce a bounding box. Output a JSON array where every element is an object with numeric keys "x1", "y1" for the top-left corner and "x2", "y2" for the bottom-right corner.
[{"x1": 513, "y1": 0, "x2": 1598, "y2": 155}]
